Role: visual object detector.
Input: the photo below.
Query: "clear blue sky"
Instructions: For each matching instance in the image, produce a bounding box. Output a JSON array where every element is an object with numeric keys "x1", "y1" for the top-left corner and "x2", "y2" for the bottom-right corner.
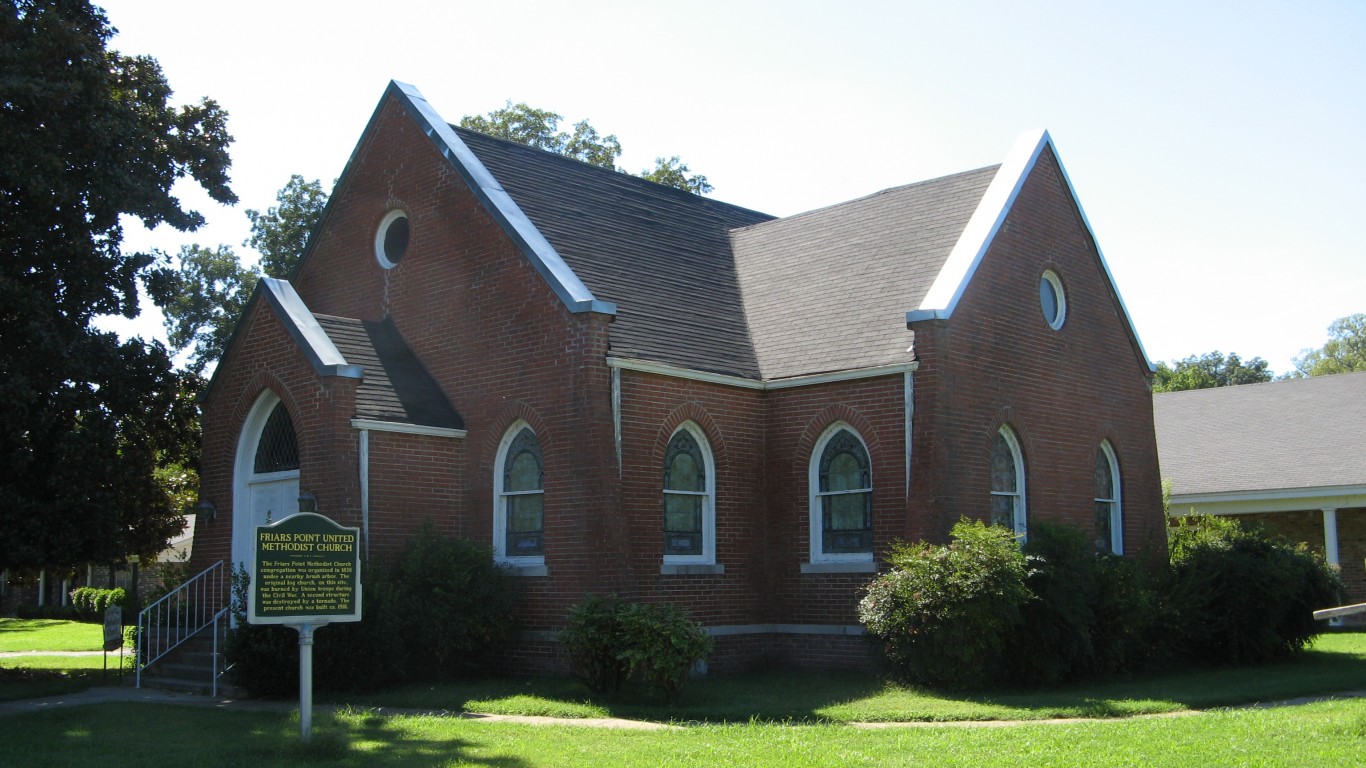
[{"x1": 96, "y1": 0, "x2": 1366, "y2": 375}]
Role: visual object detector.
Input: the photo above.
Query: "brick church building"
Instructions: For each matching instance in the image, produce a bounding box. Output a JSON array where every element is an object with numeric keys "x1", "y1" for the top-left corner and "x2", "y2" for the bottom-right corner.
[{"x1": 191, "y1": 81, "x2": 1163, "y2": 670}]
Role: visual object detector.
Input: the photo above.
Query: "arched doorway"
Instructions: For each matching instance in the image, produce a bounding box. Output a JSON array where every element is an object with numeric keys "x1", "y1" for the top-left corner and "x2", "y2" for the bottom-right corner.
[{"x1": 232, "y1": 392, "x2": 300, "y2": 570}]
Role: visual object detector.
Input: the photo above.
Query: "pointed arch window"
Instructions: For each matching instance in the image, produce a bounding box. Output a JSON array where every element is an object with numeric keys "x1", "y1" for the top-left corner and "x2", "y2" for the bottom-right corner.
[
  {"x1": 253, "y1": 402, "x2": 299, "y2": 474},
  {"x1": 990, "y1": 426, "x2": 1026, "y2": 537},
  {"x1": 809, "y1": 425, "x2": 873, "y2": 562},
  {"x1": 663, "y1": 423, "x2": 715, "y2": 564},
  {"x1": 494, "y1": 424, "x2": 544, "y2": 563},
  {"x1": 1095, "y1": 441, "x2": 1123, "y2": 554}
]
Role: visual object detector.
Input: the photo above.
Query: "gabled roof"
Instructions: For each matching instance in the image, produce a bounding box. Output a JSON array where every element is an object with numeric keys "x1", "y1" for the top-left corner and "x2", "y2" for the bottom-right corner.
[
  {"x1": 1154, "y1": 372, "x2": 1366, "y2": 500},
  {"x1": 730, "y1": 167, "x2": 997, "y2": 380},
  {"x1": 308, "y1": 82, "x2": 1147, "y2": 382}
]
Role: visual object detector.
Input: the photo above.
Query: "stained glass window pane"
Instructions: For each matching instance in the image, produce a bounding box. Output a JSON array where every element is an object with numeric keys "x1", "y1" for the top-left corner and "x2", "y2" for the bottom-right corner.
[
  {"x1": 1040, "y1": 276, "x2": 1058, "y2": 324},
  {"x1": 253, "y1": 402, "x2": 299, "y2": 474},
  {"x1": 504, "y1": 429, "x2": 542, "y2": 492},
  {"x1": 819, "y1": 430, "x2": 870, "y2": 493},
  {"x1": 666, "y1": 453, "x2": 702, "y2": 492},
  {"x1": 991, "y1": 433, "x2": 1016, "y2": 493},
  {"x1": 1095, "y1": 501, "x2": 1114, "y2": 554},
  {"x1": 1094, "y1": 451, "x2": 1113, "y2": 499},
  {"x1": 991, "y1": 494, "x2": 1016, "y2": 529},
  {"x1": 507, "y1": 495, "x2": 543, "y2": 555},
  {"x1": 823, "y1": 492, "x2": 871, "y2": 553},
  {"x1": 663, "y1": 493, "x2": 702, "y2": 555}
]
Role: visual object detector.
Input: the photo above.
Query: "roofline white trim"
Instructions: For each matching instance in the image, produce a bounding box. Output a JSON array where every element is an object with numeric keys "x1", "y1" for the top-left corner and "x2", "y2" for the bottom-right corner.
[
  {"x1": 606, "y1": 357, "x2": 918, "y2": 391},
  {"x1": 1170, "y1": 485, "x2": 1366, "y2": 516},
  {"x1": 906, "y1": 129, "x2": 1154, "y2": 372},
  {"x1": 261, "y1": 278, "x2": 363, "y2": 379},
  {"x1": 350, "y1": 418, "x2": 468, "y2": 439},
  {"x1": 386, "y1": 81, "x2": 616, "y2": 316}
]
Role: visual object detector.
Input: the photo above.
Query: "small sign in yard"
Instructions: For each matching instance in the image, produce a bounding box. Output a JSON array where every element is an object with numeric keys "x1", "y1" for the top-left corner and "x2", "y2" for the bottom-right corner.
[{"x1": 102, "y1": 606, "x2": 122, "y2": 652}]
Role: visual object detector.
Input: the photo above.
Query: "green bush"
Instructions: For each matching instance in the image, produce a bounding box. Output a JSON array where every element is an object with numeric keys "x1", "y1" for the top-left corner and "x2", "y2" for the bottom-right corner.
[
  {"x1": 559, "y1": 595, "x2": 633, "y2": 693},
  {"x1": 1166, "y1": 515, "x2": 1344, "y2": 665},
  {"x1": 559, "y1": 596, "x2": 713, "y2": 700},
  {"x1": 226, "y1": 527, "x2": 520, "y2": 697},
  {"x1": 68, "y1": 587, "x2": 129, "y2": 622},
  {"x1": 392, "y1": 524, "x2": 519, "y2": 680},
  {"x1": 1006, "y1": 524, "x2": 1099, "y2": 686},
  {"x1": 858, "y1": 519, "x2": 1030, "y2": 689}
]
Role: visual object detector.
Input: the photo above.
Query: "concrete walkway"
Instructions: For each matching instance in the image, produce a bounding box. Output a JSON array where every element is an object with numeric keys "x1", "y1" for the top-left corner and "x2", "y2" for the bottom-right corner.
[{"x1": 1, "y1": 684, "x2": 1362, "y2": 728}]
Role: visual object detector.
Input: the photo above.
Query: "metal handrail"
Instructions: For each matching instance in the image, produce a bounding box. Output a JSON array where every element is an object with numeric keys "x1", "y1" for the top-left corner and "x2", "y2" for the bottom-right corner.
[{"x1": 135, "y1": 560, "x2": 230, "y2": 695}]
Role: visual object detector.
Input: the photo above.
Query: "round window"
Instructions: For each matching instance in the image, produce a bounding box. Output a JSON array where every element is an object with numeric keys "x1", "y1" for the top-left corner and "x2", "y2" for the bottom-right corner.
[
  {"x1": 375, "y1": 209, "x2": 410, "y2": 269},
  {"x1": 1039, "y1": 269, "x2": 1066, "y2": 330}
]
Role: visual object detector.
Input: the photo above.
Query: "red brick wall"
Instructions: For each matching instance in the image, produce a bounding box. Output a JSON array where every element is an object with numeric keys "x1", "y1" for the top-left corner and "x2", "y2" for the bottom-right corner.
[{"x1": 909, "y1": 148, "x2": 1165, "y2": 558}]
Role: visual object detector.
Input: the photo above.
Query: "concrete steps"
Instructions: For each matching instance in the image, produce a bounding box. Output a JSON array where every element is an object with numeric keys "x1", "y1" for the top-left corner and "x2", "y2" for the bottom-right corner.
[{"x1": 138, "y1": 628, "x2": 241, "y2": 698}]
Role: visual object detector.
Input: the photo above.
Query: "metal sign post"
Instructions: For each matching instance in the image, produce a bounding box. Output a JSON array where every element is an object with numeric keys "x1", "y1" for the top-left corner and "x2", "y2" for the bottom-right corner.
[{"x1": 248, "y1": 513, "x2": 362, "y2": 743}]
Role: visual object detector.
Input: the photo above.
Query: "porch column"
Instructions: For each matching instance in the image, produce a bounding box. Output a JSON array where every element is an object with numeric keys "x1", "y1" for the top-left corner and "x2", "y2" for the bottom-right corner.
[{"x1": 1322, "y1": 508, "x2": 1340, "y2": 566}]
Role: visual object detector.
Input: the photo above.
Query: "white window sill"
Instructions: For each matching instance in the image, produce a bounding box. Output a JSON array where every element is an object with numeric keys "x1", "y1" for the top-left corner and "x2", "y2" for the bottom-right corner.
[
  {"x1": 500, "y1": 563, "x2": 548, "y2": 577},
  {"x1": 801, "y1": 561, "x2": 876, "y2": 574},
  {"x1": 660, "y1": 563, "x2": 725, "y2": 576}
]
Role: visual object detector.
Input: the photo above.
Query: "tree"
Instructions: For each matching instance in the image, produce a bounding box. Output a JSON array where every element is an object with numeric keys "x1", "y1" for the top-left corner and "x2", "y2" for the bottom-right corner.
[
  {"x1": 153, "y1": 175, "x2": 328, "y2": 373},
  {"x1": 640, "y1": 156, "x2": 713, "y2": 195},
  {"x1": 460, "y1": 102, "x2": 711, "y2": 194},
  {"x1": 0, "y1": 0, "x2": 233, "y2": 570},
  {"x1": 245, "y1": 174, "x2": 329, "y2": 277},
  {"x1": 1290, "y1": 313, "x2": 1366, "y2": 377},
  {"x1": 1152, "y1": 351, "x2": 1273, "y2": 392}
]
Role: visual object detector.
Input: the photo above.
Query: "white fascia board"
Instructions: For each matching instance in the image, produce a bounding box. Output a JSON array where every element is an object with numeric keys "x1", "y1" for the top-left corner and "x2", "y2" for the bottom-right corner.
[
  {"x1": 1169, "y1": 485, "x2": 1366, "y2": 516},
  {"x1": 911, "y1": 129, "x2": 1049, "y2": 321},
  {"x1": 261, "y1": 278, "x2": 363, "y2": 379},
  {"x1": 905, "y1": 129, "x2": 1154, "y2": 372},
  {"x1": 387, "y1": 81, "x2": 615, "y2": 317},
  {"x1": 350, "y1": 418, "x2": 467, "y2": 439},
  {"x1": 607, "y1": 357, "x2": 917, "y2": 390}
]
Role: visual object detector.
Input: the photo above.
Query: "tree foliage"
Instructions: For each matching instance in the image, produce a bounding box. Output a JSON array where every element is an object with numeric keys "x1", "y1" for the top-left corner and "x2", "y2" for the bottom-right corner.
[
  {"x1": 153, "y1": 175, "x2": 327, "y2": 373},
  {"x1": 0, "y1": 0, "x2": 232, "y2": 570},
  {"x1": 1152, "y1": 351, "x2": 1272, "y2": 392},
  {"x1": 1290, "y1": 313, "x2": 1366, "y2": 377},
  {"x1": 461, "y1": 101, "x2": 712, "y2": 194}
]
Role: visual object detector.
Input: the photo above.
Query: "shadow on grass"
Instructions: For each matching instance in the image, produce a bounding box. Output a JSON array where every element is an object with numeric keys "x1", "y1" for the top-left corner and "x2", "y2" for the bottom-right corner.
[{"x1": 4, "y1": 703, "x2": 531, "y2": 768}]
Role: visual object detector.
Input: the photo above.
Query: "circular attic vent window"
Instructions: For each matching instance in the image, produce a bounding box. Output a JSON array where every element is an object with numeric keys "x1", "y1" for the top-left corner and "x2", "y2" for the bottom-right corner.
[
  {"x1": 375, "y1": 209, "x2": 410, "y2": 269},
  {"x1": 1039, "y1": 269, "x2": 1067, "y2": 330}
]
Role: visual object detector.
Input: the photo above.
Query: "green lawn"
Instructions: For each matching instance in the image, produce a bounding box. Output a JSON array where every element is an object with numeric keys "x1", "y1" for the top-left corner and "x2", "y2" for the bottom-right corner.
[
  {"x1": 0, "y1": 618, "x2": 103, "y2": 652},
  {"x1": 3, "y1": 698, "x2": 1363, "y2": 767},
  {"x1": 345, "y1": 632, "x2": 1366, "y2": 723}
]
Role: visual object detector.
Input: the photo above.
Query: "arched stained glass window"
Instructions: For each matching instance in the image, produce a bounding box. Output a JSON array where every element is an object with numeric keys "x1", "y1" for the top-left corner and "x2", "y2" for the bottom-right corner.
[
  {"x1": 1095, "y1": 441, "x2": 1122, "y2": 555},
  {"x1": 816, "y1": 428, "x2": 872, "y2": 555},
  {"x1": 663, "y1": 428, "x2": 708, "y2": 557},
  {"x1": 990, "y1": 426, "x2": 1026, "y2": 537},
  {"x1": 500, "y1": 427, "x2": 544, "y2": 558},
  {"x1": 253, "y1": 402, "x2": 299, "y2": 474}
]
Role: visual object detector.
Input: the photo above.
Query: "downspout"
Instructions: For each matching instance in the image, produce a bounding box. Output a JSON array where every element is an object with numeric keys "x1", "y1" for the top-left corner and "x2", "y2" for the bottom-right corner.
[
  {"x1": 904, "y1": 369, "x2": 915, "y2": 500},
  {"x1": 359, "y1": 428, "x2": 371, "y2": 560},
  {"x1": 612, "y1": 366, "x2": 622, "y2": 477}
]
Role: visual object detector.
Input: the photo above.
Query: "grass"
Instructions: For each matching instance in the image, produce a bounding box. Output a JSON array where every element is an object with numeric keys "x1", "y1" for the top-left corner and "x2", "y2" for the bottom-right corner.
[
  {"x1": 0, "y1": 617, "x2": 103, "y2": 652},
  {"x1": 343, "y1": 632, "x2": 1366, "y2": 723},
  {"x1": 3, "y1": 698, "x2": 1364, "y2": 767}
]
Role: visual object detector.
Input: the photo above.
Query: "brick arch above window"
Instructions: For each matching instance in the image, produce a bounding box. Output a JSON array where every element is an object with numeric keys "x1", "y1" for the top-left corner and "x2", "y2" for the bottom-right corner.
[
  {"x1": 652, "y1": 401, "x2": 728, "y2": 468},
  {"x1": 793, "y1": 403, "x2": 881, "y2": 479},
  {"x1": 478, "y1": 400, "x2": 552, "y2": 470}
]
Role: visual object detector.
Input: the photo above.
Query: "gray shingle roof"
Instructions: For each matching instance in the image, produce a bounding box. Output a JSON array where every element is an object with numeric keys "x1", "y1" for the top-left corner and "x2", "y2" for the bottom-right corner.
[
  {"x1": 1154, "y1": 372, "x2": 1366, "y2": 496},
  {"x1": 455, "y1": 127, "x2": 774, "y2": 378},
  {"x1": 731, "y1": 167, "x2": 998, "y2": 380},
  {"x1": 314, "y1": 314, "x2": 463, "y2": 429},
  {"x1": 454, "y1": 127, "x2": 999, "y2": 380}
]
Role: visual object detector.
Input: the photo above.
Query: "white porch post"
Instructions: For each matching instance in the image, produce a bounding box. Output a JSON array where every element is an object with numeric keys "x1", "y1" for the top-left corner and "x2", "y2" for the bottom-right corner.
[{"x1": 1322, "y1": 508, "x2": 1340, "y2": 566}]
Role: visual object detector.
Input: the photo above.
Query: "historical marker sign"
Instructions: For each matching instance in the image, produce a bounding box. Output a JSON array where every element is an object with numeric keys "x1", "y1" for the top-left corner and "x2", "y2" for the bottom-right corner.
[{"x1": 248, "y1": 512, "x2": 362, "y2": 625}]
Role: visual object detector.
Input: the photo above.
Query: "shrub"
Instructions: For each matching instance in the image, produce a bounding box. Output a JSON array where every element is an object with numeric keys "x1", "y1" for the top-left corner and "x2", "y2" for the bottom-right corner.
[
  {"x1": 1166, "y1": 515, "x2": 1344, "y2": 665},
  {"x1": 560, "y1": 596, "x2": 713, "y2": 700},
  {"x1": 559, "y1": 595, "x2": 633, "y2": 693},
  {"x1": 68, "y1": 587, "x2": 129, "y2": 622},
  {"x1": 392, "y1": 523, "x2": 519, "y2": 680},
  {"x1": 858, "y1": 519, "x2": 1030, "y2": 689},
  {"x1": 1006, "y1": 523, "x2": 1099, "y2": 686},
  {"x1": 226, "y1": 527, "x2": 519, "y2": 696},
  {"x1": 617, "y1": 602, "x2": 713, "y2": 701}
]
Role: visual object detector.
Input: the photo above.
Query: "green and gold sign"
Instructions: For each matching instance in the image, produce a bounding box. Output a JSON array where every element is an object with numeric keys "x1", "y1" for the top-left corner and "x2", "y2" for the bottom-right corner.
[{"x1": 249, "y1": 512, "x2": 361, "y2": 624}]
